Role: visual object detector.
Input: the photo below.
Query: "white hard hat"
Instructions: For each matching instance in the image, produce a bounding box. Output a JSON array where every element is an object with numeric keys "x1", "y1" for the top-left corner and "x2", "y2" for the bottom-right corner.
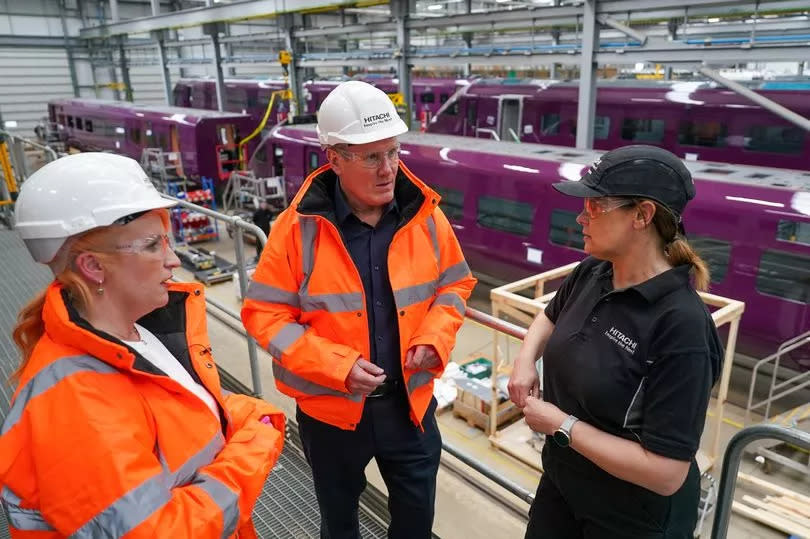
[
  {"x1": 14, "y1": 152, "x2": 176, "y2": 264},
  {"x1": 317, "y1": 80, "x2": 409, "y2": 146}
]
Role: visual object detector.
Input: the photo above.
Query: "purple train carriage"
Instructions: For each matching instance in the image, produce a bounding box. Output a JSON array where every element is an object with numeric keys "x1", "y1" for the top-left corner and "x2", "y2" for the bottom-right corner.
[
  {"x1": 173, "y1": 77, "x2": 467, "y2": 127},
  {"x1": 173, "y1": 78, "x2": 292, "y2": 128},
  {"x1": 252, "y1": 123, "x2": 810, "y2": 368},
  {"x1": 427, "y1": 79, "x2": 810, "y2": 171},
  {"x1": 48, "y1": 98, "x2": 256, "y2": 183}
]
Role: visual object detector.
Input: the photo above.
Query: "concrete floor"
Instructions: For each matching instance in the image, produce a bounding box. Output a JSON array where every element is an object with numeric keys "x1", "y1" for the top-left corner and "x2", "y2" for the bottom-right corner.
[{"x1": 176, "y1": 234, "x2": 809, "y2": 539}]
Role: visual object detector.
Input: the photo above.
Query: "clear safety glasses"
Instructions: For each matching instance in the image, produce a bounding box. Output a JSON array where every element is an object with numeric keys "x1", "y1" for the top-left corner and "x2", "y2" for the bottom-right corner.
[
  {"x1": 581, "y1": 197, "x2": 636, "y2": 220},
  {"x1": 337, "y1": 144, "x2": 401, "y2": 170},
  {"x1": 114, "y1": 233, "x2": 173, "y2": 259}
]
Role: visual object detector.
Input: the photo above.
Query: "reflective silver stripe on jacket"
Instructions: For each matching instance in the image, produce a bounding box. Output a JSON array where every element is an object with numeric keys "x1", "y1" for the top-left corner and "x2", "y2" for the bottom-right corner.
[
  {"x1": 161, "y1": 431, "x2": 226, "y2": 488},
  {"x1": 431, "y1": 292, "x2": 466, "y2": 317},
  {"x1": 1, "y1": 487, "x2": 54, "y2": 532},
  {"x1": 393, "y1": 261, "x2": 472, "y2": 310},
  {"x1": 426, "y1": 215, "x2": 439, "y2": 266},
  {"x1": 272, "y1": 360, "x2": 363, "y2": 402},
  {"x1": 192, "y1": 474, "x2": 240, "y2": 539},
  {"x1": 299, "y1": 216, "x2": 318, "y2": 295},
  {"x1": 2, "y1": 355, "x2": 118, "y2": 435},
  {"x1": 267, "y1": 322, "x2": 308, "y2": 359}
]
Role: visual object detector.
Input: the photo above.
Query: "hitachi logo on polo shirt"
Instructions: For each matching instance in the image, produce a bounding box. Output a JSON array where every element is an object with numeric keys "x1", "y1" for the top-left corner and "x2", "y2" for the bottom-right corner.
[
  {"x1": 605, "y1": 326, "x2": 638, "y2": 354},
  {"x1": 363, "y1": 112, "x2": 392, "y2": 127}
]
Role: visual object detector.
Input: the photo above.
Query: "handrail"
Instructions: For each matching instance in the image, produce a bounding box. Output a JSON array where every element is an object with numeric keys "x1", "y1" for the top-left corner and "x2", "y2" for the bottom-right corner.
[
  {"x1": 745, "y1": 330, "x2": 810, "y2": 423},
  {"x1": 0, "y1": 129, "x2": 58, "y2": 161},
  {"x1": 159, "y1": 195, "x2": 536, "y2": 505},
  {"x1": 162, "y1": 194, "x2": 267, "y2": 397},
  {"x1": 507, "y1": 127, "x2": 521, "y2": 143},
  {"x1": 711, "y1": 424, "x2": 810, "y2": 539}
]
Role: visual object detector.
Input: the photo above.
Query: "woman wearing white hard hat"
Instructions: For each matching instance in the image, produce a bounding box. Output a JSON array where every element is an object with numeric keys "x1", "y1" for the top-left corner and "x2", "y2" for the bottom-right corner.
[{"x1": 0, "y1": 152, "x2": 285, "y2": 538}]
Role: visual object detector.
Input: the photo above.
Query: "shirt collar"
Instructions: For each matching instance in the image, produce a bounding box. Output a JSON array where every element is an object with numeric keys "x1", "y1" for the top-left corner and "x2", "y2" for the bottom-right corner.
[
  {"x1": 592, "y1": 261, "x2": 691, "y2": 303},
  {"x1": 334, "y1": 180, "x2": 398, "y2": 225}
]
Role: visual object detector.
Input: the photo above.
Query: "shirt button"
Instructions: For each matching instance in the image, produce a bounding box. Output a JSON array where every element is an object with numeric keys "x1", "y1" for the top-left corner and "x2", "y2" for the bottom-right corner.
[
  {"x1": 591, "y1": 317, "x2": 598, "y2": 323},
  {"x1": 374, "y1": 265, "x2": 380, "y2": 271},
  {"x1": 375, "y1": 300, "x2": 382, "y2": 307},
  {"x1": 377, "y1": 336, "x2": 383, "y2": 342}
]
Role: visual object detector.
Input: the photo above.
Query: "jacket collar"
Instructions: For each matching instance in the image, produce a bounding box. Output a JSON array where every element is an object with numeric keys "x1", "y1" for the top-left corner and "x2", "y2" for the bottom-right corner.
[
  {"x1": 41, "y1": 281, "x2": 205, "y2": 373},
  {"x1": 294, "y1": 160, "x2": 440, "y2": 228}
]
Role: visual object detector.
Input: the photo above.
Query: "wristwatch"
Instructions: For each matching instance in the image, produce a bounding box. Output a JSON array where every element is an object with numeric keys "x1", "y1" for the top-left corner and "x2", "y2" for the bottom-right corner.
[{"x1": 553, "y1": 414, "x2": 579, "y2": 448}]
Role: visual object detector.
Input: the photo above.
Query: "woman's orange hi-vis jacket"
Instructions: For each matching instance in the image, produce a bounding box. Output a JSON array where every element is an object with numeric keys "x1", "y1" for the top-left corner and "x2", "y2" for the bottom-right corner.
[
  {"x1": 241, "y1": 162, "x2": 476, "y2": 430},
  {"x1": 0, "y1": 281, "x2": 285, "y2": 538}
]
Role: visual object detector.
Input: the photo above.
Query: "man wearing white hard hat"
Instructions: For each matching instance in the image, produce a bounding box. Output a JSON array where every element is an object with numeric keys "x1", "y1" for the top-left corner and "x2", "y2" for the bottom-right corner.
[
  {"x1": 243, "y1": 81, "x2": 476, "y2": 538},
  {"x1": 2, "y1": 152, "x2": 285, "y2": 537}
]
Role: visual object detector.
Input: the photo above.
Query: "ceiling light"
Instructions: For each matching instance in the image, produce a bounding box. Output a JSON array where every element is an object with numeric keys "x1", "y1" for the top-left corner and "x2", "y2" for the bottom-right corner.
[{"x1": 427, "y1": 4, "x2": 443, "y2": 9}]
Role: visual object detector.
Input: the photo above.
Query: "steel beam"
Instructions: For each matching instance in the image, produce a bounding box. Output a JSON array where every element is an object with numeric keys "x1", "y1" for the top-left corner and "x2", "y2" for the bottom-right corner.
[
  {"x1": 153, "y1": 32, "x2": 173, "y2": 106},
  {"x1": 119, "y1": 39, "x2": 134, "y2": 102},
  {"x1": 598, "y1": 16, "x2": 647, "y2": 45},
  {"x1": 79, "y1": 0, "x2": 359, "y2": 38},
  {"x1": 110, "y1": 0, "x2": 120, "y2": 22},
  {"x1": 392, "y1": 0, "x2": 413, "y2": 127},
  {"x1": 204, "y1": 23, "x2": 226, "y2": 111},
  {"x1": 58, "y1": 0, "x2": 80, "y2": 97},
  {"x1": 699, "y1": 67, "x2": 810, "y2": 132},
  {"x1": 0, "y1": 34, "x2": 84, "y2": 48},
  {"x1": 576, "y1": 0, "x2": 598, "y2": 150}
]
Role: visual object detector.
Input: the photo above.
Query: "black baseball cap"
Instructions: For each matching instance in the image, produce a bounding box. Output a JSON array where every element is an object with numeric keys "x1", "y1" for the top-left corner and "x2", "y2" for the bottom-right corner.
[{"x1": 552, "y1": 145, "x2": 696, "y2": 217}]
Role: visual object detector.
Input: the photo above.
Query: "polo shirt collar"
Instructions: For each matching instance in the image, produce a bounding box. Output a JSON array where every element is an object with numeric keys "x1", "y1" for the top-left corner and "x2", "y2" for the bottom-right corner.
[{"x1": 592, "y1": 262, "x2": 691, "y2": 303}]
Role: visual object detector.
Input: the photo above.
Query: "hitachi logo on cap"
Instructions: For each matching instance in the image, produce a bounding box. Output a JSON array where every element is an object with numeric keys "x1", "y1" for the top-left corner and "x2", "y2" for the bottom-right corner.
[{"x1": 363, "y1": 112, "x2": 392, "y2": 127}]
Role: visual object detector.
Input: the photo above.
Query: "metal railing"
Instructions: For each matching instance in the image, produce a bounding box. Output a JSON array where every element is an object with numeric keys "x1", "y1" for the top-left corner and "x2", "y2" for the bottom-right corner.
[
  {"x1": 162, "y1": 194, "x2": 268, "y2": 397},
  {"x1": 745, "y1": 330, "x2": 810, "y2": 423},
  {"x1": 160, "y1": 195, "x2": 536, "y2": 507},
  {"x1": 711, "y1": 424, "x2": 810, "y2": 539}
]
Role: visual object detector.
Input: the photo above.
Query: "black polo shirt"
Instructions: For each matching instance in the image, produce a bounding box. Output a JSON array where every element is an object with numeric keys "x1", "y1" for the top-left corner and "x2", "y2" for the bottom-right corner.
[
  {"x1": 542, "y1": 257, "x2": 722, "y2": 469},
  {"x1": 334, "y1": 182, "x2": 402, "y2": 382}
]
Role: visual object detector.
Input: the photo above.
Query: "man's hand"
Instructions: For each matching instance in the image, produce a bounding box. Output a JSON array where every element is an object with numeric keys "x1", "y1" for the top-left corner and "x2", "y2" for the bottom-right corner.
[
  {"x1": 346, "y1": 358, "x2": 386, "y2": 395},
  {"x1": 404, "y1": 344, "x2": 441, "y2": 370}
]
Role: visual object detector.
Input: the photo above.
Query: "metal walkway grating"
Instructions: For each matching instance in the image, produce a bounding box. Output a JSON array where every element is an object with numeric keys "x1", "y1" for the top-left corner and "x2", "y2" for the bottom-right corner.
[{"x1": 0, "y1": 229, "x2": 388, "y2": 538}]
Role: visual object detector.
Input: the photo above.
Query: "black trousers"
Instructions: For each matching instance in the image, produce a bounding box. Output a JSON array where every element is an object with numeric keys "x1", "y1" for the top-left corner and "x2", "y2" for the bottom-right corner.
[
  {"x1": 297, "y1": 394, "x2": 442, "y2": 539},
  {"x1": 525, "y1": 450, "x2": 700, "y2": 539}
]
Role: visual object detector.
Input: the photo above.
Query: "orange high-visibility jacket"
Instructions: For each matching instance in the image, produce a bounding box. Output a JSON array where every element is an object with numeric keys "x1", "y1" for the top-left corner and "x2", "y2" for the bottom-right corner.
[
  {"x1": 241, "y1": 162, "x2": 476, "y2": 430},
  {"x1": 0, "y1": 282, "x2": 285, "y2": 538}
]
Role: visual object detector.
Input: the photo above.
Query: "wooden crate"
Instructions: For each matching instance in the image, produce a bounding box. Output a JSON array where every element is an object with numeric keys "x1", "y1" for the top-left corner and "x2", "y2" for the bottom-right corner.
[{"x1": 452, "y1": 377, "x2": 522, "y2": 435}]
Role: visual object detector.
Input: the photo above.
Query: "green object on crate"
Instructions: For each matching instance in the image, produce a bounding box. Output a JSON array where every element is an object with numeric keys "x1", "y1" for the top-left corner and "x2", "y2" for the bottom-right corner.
[{"x1": 460, "y1": 357, "x2": 492, "y2": 380}]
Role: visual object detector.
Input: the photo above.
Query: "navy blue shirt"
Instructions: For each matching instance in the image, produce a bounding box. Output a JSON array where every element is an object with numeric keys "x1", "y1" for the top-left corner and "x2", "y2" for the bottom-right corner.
[{"x1": 334, "y1": 182, "x2": 402, "y2": 382}]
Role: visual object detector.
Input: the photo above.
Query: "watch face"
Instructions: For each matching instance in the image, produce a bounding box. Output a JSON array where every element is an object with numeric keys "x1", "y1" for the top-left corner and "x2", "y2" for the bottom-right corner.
[{"x1": 553, "y1": 430, "x2": 570, "y2": 447}]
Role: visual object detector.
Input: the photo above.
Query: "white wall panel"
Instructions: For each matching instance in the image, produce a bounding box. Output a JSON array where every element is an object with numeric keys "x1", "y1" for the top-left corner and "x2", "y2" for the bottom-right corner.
[{"x1": 0, "y1": 47, "x2": 70, "y2": 135}]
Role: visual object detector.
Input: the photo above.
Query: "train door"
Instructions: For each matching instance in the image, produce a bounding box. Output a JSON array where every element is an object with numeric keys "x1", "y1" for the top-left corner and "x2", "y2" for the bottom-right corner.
[
  {"x1": 498, "y1": 97, "x2": 522, "y2": 142},
  {"x1": 169, "y1": 125, "x2": 184, "y2": 178},
  {"x1": 215, "y1": 123, "x2": 240, "y2": 181},
  {"x1": 463, "y1": 98, "x2": 477, "y2": 137},
  {"x1": 475, "y1": 98, "x2": 500, "y2": 140}
]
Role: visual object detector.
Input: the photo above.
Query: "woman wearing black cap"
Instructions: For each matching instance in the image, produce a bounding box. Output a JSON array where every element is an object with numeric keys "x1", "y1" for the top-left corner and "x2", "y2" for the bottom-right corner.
[{"x1": 508, "y1": 145, "x2": 723, "y2": 538}]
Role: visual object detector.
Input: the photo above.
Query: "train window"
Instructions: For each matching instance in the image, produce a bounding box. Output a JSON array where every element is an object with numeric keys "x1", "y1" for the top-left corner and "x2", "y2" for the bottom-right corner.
[
  {"x1": 308, "y1": 151, "x2": 320, "y2": 173},
  {"x1": 420, "y1": 93, "x2": 436, "y2": 104},
  {"x1": 440, "y1": 94, "x2": 449, "y2": 104},
  {"x1": 477, "y1": 196, "x2": 534, "y2": 237},
  {"x1": 621, "y1": 118, "x2": 665, "y2": 143},
  {"x1": 218, "y1": 125, "x2": 236, "y2": 146},
  {"x1": 678, "y1": 120, "x2": 727, "y2": 147},
  {"x1": 75, "y1": 118, "x2": 83, "y2": 130},
  {"x1": 549, "y1": 209, "x2": 584, "y2": 250},
  {"x1": 226, "y1": 89, "x2": 248, "y2": 110},
  {"x1": 58, "y1": 114, "x2": 65, "y2": 126},
  {"x1": 689, "y1": 236, "x2": 731, "y2": 283},
  {"x1": 570, "y1": 116, "x2": 611, "y2": 139},
  {"x1": 776, "y1": 219, "x2": 810, "y2": 246},
  {"x1": 67, "y1": 116, "x2": 74, "y2": 128},
  {"x1": 445, "y1": 100, "x2": 460, "y2": 116},
  {"x1": 130, "y1": 127, "x2": 142, "y2": 145},
  {"x1": 85, "y1": 120, "x2": 93, "y2": 132},
  {"x1": 756, "y1": 249, "x2": 810, "y2": 303},
  {"x1": 540, "y1": 113, "x2": 560, "y2": 135},
  {"x1": 434, "y1": 186, "x2": 464, "y2": 220},
  {"x1": 158, "y1": 135, "x2": 167, "y2": 148},
  {"x1": 744, "y1": 125, "x2": 805, "y2": 154}
]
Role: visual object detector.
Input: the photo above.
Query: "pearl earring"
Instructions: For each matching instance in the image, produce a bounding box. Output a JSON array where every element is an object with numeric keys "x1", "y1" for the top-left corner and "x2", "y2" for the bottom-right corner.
[{"x1": 96, "y1": 280, "x2": 104, "y2": 295}]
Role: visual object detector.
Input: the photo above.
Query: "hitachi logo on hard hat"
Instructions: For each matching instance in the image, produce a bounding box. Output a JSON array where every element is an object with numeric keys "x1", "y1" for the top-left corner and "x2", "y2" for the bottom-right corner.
[{"x1": 363, "y1": 112, "x2": 392, "y2": 128}]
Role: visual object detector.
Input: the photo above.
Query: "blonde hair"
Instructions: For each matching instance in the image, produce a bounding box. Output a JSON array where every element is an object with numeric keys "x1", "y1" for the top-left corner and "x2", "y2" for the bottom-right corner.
[{"x1": 11, "y1": 209, "x2": 169, "y2": 381}]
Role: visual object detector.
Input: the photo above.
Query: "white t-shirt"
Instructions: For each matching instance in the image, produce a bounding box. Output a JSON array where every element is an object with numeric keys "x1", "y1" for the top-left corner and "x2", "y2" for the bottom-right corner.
[{"x1": 125, "y1": 324, "x2": 220, "y2": 421}]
